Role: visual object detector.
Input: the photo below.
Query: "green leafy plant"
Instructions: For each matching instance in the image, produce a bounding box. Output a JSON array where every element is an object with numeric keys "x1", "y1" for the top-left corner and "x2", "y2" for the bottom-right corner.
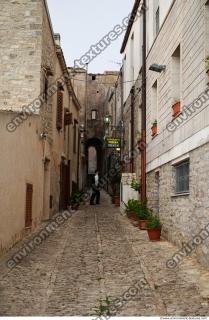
[
  {"x1": 205, "y1": 55, "x2": 209, "y2": 68},
  {"x1": 152, "y1": 119, "x2": 157, "y2": 127},
  {"x1": 147, "y1": 215, "x2": 161, "y2": 229},
  {"x1": 123, "y1": 199, "x2": 141, "y2": 213},
  {"x1": 93, "y1": 297, "x2": 112, "y2": 317},
  {"x1": 109, "y1": 170, "x2": 121, "y2": 196},
  {"x1": 131, "y1": 178, "x2": 141, "y2": 192},
  {"x1": 135, "y1": 202, "x2": 152, "y2": 220},
  {"x1": 136, "y1": 130, "x2": 142, "y2": 142},
  {"x1": 70, "y1": 191, "x2": 85, "y2": 205}
]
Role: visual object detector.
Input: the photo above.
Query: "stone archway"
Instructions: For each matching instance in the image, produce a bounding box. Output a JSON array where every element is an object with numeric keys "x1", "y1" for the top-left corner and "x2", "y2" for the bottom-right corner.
[{"x1": 85, "y1": 138, "x2": 103, "y2": 187}]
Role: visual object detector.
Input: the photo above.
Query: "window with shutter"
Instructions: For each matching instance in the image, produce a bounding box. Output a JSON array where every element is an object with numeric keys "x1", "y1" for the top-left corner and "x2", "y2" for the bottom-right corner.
[
  {"x1": 64, "y1": 110, "x2": 73, "y2": 126},
  {"x1": 25, "y1": 183, "x2": 33, "y2": 228},
  {"x1": 56, "y1": 89, "x2": 63, "y2": 130}
]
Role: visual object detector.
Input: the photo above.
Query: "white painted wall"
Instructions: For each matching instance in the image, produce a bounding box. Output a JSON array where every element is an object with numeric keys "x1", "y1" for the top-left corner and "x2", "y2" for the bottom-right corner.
[
  {"x1": 122, "y1": 0, "x2": 174, "y2": 104},
  {"x1": 146, "y1": 0, "x2": 209, "y2": 172},
  {"x1": 122, "y1": 7, "x2": 142, "y2": 103}
]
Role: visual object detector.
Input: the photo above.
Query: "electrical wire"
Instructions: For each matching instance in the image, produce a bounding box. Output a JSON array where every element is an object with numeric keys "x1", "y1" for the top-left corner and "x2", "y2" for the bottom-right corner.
[{"x1": 69, "y1": 76, "x2": 140, "y2": 85}]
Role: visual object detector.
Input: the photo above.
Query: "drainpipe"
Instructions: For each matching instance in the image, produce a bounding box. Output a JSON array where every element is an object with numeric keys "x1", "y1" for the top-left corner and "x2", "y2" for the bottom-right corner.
[
  {"x1": 120, "y1": 67, "x2": 124, "y2": 165},
  {"x1": 130, "y1": 86, "x2": 135, "y2": 173},
  {"x1": 141, "y1": 0, "x2": 147, "y2": 201},
  {"x1": 77, "y1": 129, "x2": 80, "y2": 190}
]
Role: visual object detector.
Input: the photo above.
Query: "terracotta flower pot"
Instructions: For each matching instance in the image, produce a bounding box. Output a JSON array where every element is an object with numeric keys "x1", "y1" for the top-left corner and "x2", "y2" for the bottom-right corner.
[
  {"x1": 113, "y1": 196, "x2": 120, "y2": 207},
  {"x1": 127, "y1": 211, "x2": 138, "y2": 221},
  {"x1": 206, "y1": 69, "x2": 209, "y2": 77},
  {"x1": 147, "y1": 228, "x2": 161, "y2": 241},
  {"x1": 172, "y1": 101, "x2": 181, "y2": 117},
  {"x1": 139, "y1": 220, "x2": 148, "y2": 230},
  {"x1": 151, "y1": 124, "x2": 157, "y2": 137}
]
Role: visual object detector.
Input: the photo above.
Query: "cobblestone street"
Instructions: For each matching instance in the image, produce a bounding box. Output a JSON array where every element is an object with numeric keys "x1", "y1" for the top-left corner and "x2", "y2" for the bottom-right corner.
[{"x1": 0, "y1": 192, "x2": 209, "y2": 316}]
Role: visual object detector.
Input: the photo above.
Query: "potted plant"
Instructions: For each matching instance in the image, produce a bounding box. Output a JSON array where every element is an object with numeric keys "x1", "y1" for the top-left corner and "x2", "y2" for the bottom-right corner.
[
  {"x1": 172, "y1": 100, "x2": 181, "y2": 117},
  {"x1": 131, "y1": 178, "x2": 141, "y2": 193},
  {"x1": 136, "y1": 201, "x2": 152, "y2": 230},
  {"x1": 124, "y1": 199, "x2": 140, "y2": 221},
  {"x1": 113, "y1": 191, "x2": 120, "y2": 207},
  {"x1": 70, "y1": 191, "x2": 84, "y2": 210},
  {"x1": 205, "y1": 55, "x2": 209, "y2": 76},
  {"x1": 147, "y1": 215, "x2": 162, "y2": 241},
  {"x1": 110, "y1": 171, "x2": 121, "y2": 207},
  {"x1": 151, "y1": 120, "x2": 157, "y2": 137},
  {"x1": 136, "y1": 130, "x2": 142, "y2": 146}
]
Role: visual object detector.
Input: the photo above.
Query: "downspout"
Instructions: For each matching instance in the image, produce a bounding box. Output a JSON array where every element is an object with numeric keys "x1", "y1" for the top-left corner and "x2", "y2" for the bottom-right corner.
[
  {"x1": 130, "y1": 86, "x2": 135, "y2": 173},
  {"x1": 77, "y1": 128, "x2": 80, "y2": 190},
  {"x1": 120, "y1": 67, "x2": 124, "y2": 166},
  {"x1": 141, "y1": 0, "x2": 147, "y2": 201}
]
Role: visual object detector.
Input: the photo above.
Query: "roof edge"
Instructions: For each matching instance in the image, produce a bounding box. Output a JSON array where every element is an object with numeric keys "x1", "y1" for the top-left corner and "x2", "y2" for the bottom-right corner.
[{"x1": 120, "y1": 0, "x2": 141, "y2": 54}]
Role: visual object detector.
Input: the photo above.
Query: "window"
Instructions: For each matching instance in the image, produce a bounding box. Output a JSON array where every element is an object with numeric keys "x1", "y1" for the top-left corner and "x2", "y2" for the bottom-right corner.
[
  {"x1": 156, "y1": 7, "x2": 160, "y2": 34},
  {"x1": 56, "y1": 89, "x2": 63, "y2": 130},
  {"x1": 171, "y1": 45, "x2": 181, "y2": 103},
  {"x1": 91, "y1": 109, "x2": 97, "y2": 120},
  {"x1": 25, "y1": 183, "x2": 33, "y2": 228},
  {"x1": 92, "y1": 75, "x2": 96, "y2": 80},
  {"x1": 175, "y1": 161, "x2": 190, "y2": 194},
  {"x1": 205, "y1": 1, "x2": 209, "y2": 54},
  {"x1": 153, "y1": 1, "x2": 160, "y2": 37},
  {"x1": 130, "y1": 33, "x2": 134, "y2": 81},
  {"x1": 43, "y1": 75, "x2": 48, "y2": 102},
  {"x1": 73, "y1": 120, "x2": 77, "y2": 153},
  {"x1": 151, "y1": 80, "x2": 158, "y2": 124}
]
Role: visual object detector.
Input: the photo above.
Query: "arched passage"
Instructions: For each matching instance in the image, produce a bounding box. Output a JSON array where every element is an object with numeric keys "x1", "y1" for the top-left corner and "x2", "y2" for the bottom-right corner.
[
  {"x1": 85, "y1": 138, "x2": 103, "y2": 187},
  {"x1": 88, "y1": 146, "x2": 97, "y2": 174}
]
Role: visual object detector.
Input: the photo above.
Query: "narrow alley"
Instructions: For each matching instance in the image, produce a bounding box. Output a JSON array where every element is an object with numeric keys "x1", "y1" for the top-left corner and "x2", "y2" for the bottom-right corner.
[{"x1": 0, "y1": 192, "x2": 209, "y2": 316}]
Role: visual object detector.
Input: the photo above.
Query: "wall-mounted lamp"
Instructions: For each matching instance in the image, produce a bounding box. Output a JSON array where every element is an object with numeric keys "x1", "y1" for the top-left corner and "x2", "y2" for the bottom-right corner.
[
  {"x1": 104, "y1": 115, "x2": 112, "y2": 124},
  {"x1": 149, "y1": 64, "x2": 166, "y2": 73}
]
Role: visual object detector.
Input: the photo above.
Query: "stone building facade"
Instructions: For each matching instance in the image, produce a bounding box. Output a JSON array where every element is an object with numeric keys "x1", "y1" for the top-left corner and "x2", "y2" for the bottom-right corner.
[
  {"x1": 120, "y1": 0, "x2": 209, "y2": 269},
  {"x1": 146, "y1": 0, "x2": 209, "y2": 268},
  {"x1": 0, "y1": 0, "x2": 81, "y2": 253},
  {"x1": 69, "y1": 69, "x2": 118, "y2": 185}
]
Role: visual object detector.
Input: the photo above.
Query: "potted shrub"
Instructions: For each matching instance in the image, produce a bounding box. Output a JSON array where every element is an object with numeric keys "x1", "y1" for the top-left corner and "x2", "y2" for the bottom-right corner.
[
  {"x1": 113, "y1": 192, "x2": 120, "y2": 207},
  {"x1": 172, "y1": 101, "x2": 181, "y2": 117},
  {"x1": 151, "y1": 120, "x2": 157, "y2": 137},
  {"x1": 110, "y1": 170, "x2": 121, "y2": 207},
  {"x1": 124, "y1": 199, "x2": 140, "y2": 221},
  {"x1": 205, "y1": 55, "x2": 209, "y2": 76},
  {"x1": 147, "y1": 215, "x2": 162, "y2": 241},
  {"x1": 70, "y1": 191, "x2": 84, "y2": 210},
  {"x1": 136, "y1": 202, "x2": 152, "y2": 230},
  {"x1": 131, "y1": 178, "x2": 141, "y2": 193}
]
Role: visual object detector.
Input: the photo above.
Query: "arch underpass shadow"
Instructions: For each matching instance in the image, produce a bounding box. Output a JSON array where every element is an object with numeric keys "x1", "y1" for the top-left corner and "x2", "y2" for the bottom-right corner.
[{"x1": 85, "y1": 138, "x2": 103, "y2": 188}]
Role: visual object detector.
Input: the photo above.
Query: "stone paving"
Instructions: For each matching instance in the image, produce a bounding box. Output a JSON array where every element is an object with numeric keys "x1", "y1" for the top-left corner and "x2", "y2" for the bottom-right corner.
[{"x1": 0, "y1": 192, "x2": 209, "y2": 316}]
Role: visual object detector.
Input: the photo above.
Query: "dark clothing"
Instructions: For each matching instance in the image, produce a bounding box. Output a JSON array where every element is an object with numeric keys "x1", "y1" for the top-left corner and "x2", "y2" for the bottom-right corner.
[
  {"x1": 90, "y1": 188, "x2": 100, "y2": 205},
  {"x1": 90, "y1": 174, "x2": 100, "y2": 205}
]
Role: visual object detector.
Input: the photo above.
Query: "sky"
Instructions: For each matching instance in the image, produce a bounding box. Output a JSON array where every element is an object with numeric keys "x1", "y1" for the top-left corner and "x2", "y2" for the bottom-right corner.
[{"x1": 47, "y1": 0, "x2": 135, "y2": 73}]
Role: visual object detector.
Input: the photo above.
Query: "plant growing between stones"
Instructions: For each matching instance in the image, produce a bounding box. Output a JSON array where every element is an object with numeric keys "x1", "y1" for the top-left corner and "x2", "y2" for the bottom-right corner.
[{"x1": 93, "y1": 296, "x2": 112, "y2": 317}]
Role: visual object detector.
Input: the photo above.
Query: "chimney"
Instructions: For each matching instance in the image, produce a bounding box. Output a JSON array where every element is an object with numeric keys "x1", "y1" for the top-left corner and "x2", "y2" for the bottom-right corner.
[{"x1": 54, "y1": 33, "x2": 61, "y2": 46}]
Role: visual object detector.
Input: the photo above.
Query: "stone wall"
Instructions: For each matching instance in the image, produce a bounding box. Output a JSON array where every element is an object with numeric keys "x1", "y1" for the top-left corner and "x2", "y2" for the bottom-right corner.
[
  {"x1": 147, "y1": 141, "x2": 209, "y2": 269},
  {"x1": 0, "y1": 0, "x2": 43, "y2": 112}
]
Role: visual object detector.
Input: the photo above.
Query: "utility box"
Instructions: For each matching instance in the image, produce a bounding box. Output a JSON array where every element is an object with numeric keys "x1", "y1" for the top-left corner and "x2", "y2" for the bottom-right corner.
[{"x1": 120, "y1": 173, "x2": 139, "y2": 214}]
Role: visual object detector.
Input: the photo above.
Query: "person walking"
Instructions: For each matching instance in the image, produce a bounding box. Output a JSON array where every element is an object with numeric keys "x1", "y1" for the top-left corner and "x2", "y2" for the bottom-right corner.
[{"x1": 90, "y1": 170, "x2": 100, "y2": 205}]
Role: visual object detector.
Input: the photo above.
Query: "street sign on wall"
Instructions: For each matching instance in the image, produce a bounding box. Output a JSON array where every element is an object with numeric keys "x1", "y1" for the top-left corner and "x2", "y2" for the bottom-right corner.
[{"x1": 106, "y1": 138, "x2": 120, "y2": 148}]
